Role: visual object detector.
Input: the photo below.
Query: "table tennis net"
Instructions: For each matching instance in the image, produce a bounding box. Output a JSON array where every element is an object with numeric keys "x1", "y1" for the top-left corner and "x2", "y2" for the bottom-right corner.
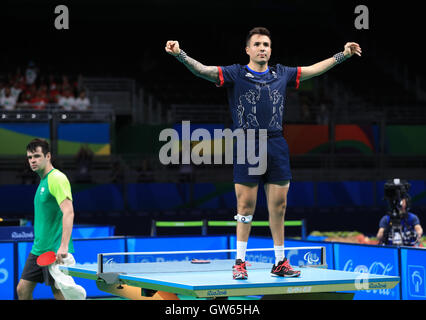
[{"x1": 97, "y1": 247, "x2": 326, "y2": 274}]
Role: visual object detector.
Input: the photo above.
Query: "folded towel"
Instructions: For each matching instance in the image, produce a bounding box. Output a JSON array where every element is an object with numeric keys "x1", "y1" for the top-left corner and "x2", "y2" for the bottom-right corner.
[{"x1": 48, "y1": 253, "x2": 87, "y2": 300}]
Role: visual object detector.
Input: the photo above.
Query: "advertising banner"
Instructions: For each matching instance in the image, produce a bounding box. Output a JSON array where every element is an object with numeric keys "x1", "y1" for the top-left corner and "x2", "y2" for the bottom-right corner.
[{"x1": 334, "y1": 243, "x2": 400, "y2": 300}]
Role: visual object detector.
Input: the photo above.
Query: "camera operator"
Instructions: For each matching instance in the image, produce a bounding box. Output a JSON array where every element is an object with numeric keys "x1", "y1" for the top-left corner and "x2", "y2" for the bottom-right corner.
[{"x1": 377, "y1": 179, "x2": 423, "y2": 247}]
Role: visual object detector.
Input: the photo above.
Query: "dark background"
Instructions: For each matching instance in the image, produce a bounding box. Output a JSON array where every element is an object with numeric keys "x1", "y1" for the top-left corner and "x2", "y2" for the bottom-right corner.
[
  {"x1": 1, "y1": 0, "x2": 424, "y2": 238},
  {"x1": 1, "y1": 0, "x2": 423, "y2": 79}
]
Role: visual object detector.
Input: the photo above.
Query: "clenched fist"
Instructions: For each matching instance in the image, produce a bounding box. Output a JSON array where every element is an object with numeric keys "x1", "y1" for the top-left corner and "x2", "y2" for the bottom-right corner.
[{"x1": 165, "y1": 41, "x2": 181, "y2": 56}]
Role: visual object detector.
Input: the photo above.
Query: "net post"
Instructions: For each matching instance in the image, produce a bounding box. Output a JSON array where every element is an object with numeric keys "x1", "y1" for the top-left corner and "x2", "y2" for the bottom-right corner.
[
  {"x1": 97, "y1": 253, "x2": 103, "y2": 274},
  {"x1": 301, "y1": 219, "x2": 307, "y2": 240},
  {"x1": 150, "y1": 219, "x2": 157, "y2": 237},
  {"x1": 321, "y1": 246, "x2": 327, "y2": 267},
  {"x1": 202, "y1": 219, "x2": 208, "y2": 236}
]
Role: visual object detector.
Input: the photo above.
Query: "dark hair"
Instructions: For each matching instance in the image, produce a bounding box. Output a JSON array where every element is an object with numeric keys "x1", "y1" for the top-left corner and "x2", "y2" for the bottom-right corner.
[
  {"x1": 246, "y1": 27, "x2": 272, "y2": 46},
  {"x1": 26, "y1": 138, "x2": 50, "y2": 156}
]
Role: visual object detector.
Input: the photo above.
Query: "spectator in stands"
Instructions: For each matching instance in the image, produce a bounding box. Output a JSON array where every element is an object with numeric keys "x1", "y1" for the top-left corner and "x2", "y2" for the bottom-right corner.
[
  {"x1": 27, "y1": 83, "x2": 37, "y2": 95},
  {"x1": 39, "y1": 84, "x2": 48, "y2": 95},
  {"x1": 47, "y1": 74, "x2": 57, "y2": 90},
  {"x1": 74, "y1": 90, "x2": 91, "y2": 111},
  {"x1": 62, "y1": 75, "x2": 70, "y2": 89},
  {"x1": 61, "y1": 75, "x2": 78, "y2": 95},
  {"x1": 17, "y1": 91, "x2": 32, "y2": 109},
  {"x1": 58, "y1": 88, "x2": 76, "y2": 111},
  {"x1": 25, "y1": 61, "x2": 38, "y2": 86},
  {"x1": 31, "y1": 88, "x2": 49, "y2": 110},
  {"x1": 10, "y1": 67, "x2": 25, "y2": 87},
  {"x1": 23, "y1": 84, "x2": 37, "y2": 107},
  {"x1": 0, "y1": 87, "x2": 17, "y2": 110},
  {"x1": 11, "y1": 81, "x2": 23, "y2": 101},
  {"x1": 49, "y1": 83, "x2": 62, "y2": 103}
]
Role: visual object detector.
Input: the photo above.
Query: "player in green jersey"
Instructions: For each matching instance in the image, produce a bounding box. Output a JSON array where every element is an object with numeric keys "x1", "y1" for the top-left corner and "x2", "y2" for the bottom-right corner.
[{"x1": 16, "y1": 138, "x2": 75, "y2": 300}]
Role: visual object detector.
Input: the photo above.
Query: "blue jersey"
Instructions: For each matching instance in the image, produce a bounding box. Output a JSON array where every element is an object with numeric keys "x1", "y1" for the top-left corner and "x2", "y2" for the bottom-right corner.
[
  {"x1": 379, "y1": 212, "x2": 420, "y2": 230},
  {"x1": 217, "y1": 64, "x2": 301, "y2": 134},
  {"x1": 379, "y1": 212, "x2": 420, "y2": 246}
]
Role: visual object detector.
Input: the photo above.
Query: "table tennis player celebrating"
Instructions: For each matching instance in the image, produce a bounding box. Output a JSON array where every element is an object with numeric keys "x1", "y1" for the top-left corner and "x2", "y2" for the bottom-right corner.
[
  {"x1": 166, "y1": 27, "x2": 361, "y2": 279},
  {"x1": 17, "y1": 139, "x2": 75, "y2": 299}
]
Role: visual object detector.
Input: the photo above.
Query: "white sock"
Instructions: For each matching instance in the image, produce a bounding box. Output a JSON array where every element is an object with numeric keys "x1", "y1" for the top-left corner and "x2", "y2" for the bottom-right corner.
[
  {"x1": 236, "y1": 241, "x2": 248, "y2": 261},
  {"x1": 274, "y1": 245, "x2": 285, "y2": 265}
]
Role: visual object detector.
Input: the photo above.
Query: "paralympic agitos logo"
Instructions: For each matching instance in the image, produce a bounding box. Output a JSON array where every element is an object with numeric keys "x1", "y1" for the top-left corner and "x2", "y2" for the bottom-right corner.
[{"x1": 303, "y1": 251, "x2": 320, "y2": 265}]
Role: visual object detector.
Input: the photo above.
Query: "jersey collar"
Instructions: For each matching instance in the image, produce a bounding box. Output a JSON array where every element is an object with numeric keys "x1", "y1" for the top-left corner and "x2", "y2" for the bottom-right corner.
[
  {"x1": 41, "y1": 168, "x2": 56, "y2": 180},
  {"x1": 245, "y1": 65, "x2": 269, "y2": 75}
]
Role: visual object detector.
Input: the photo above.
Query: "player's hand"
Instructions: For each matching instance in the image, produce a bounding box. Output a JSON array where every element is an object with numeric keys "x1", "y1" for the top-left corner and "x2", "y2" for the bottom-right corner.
[
  {"x1": 417, "y1": 233, "x2": 422, "y2": 245},
  {"x1": 343, "y1": 42, "x2": 362, "y2": 58},
  {"x1": 56, "y1": 246, "x2": 68, "y2": 264},
  {"x1": 165, "y1": 40, "x2": 181, "y2": 56}
]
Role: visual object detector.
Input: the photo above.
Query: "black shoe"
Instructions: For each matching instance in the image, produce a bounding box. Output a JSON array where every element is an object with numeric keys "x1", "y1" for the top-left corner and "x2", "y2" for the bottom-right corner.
[
  {"x1": 233, "y1": 259, "x2": 248, "y2": 280},
  {"x1": 271, "y1": 258, "x2": 301, "y2": 277}
]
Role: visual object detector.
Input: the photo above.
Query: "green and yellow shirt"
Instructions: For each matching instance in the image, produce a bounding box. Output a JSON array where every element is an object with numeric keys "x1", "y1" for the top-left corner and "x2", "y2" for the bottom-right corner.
[{"x1": 32, "y1": 168, "x2": 74, "y2": 256}]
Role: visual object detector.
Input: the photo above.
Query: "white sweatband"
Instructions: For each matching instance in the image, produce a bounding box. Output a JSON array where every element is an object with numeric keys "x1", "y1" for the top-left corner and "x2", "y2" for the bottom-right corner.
[{"x1": 234, "y1": 214, "x2": 253, "y2": 224}]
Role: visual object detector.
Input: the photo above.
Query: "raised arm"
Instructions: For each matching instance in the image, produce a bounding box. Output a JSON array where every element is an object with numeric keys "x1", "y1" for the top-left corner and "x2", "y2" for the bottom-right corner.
[
  {"x1": 165, "y1": 40, "x2": 219, "y2": 83},
  {"x1": 300, "y1": 42, "x2": 362, "y2": 81}
]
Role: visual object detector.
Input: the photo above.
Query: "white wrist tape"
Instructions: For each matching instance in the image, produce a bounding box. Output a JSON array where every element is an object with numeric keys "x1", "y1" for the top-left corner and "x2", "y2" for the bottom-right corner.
[{"x1": 234, "y1": 214, "x2": 253, "y2": 224}]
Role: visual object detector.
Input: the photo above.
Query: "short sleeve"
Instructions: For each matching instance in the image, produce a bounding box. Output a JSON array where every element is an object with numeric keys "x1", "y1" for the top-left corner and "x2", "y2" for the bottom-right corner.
[
  {"x1": 216, "y1": 64, "x2": 240, "y2": 87},
  {"x1": 379, "y1": 215, "x2": 389, "y2": 229},
  {"x1": 277, "y1": 64, "x2": 301, "y2": 89},
  {"x1": 408, "y1": 213, "x2": 420, "y2": 226},
  {"x1": 48, "y1": 171, "x2": 73, "y2": 206}
]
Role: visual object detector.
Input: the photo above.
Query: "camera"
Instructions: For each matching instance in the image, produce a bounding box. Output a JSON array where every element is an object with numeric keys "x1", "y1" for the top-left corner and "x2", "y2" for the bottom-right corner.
[
  {"x1": 382, "y1": 178, "x2": 417, "y2": 246},
  {"x1": 384, "y1": 178, "x2": 410, "y2": 219}
]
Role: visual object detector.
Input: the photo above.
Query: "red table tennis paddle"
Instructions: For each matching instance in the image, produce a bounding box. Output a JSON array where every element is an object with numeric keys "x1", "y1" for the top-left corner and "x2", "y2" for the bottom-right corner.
[{"x1": 36, "y1": 251, "x2": 57, "y2": 266}]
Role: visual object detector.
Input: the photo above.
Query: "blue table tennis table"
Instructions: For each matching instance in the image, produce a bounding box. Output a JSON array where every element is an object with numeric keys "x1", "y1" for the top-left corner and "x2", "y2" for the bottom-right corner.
[{"x1": 59, "y1": 248, "x2": 400, "y2": 300}]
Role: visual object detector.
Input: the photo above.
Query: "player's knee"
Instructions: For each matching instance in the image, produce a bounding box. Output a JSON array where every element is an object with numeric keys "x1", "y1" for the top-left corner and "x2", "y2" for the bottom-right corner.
[
  {"x1": 269, "y1": 199, "x2": 287, "y2": 217},
  {"x1": 235, "y1": 213, "x2": 253, "y2": 224},
  {"x1": 16, "y1": 281, "x2": 31, "y2": 300},
  {"x1": 237, "y1": 200, "x2": 256, "y2": 213},
  {"x1": 281, "y1": 199, "x2": 287, "y2": 211},
  {"x1": 268, "y1": 202, "x2": 287, "y2": 220}
]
